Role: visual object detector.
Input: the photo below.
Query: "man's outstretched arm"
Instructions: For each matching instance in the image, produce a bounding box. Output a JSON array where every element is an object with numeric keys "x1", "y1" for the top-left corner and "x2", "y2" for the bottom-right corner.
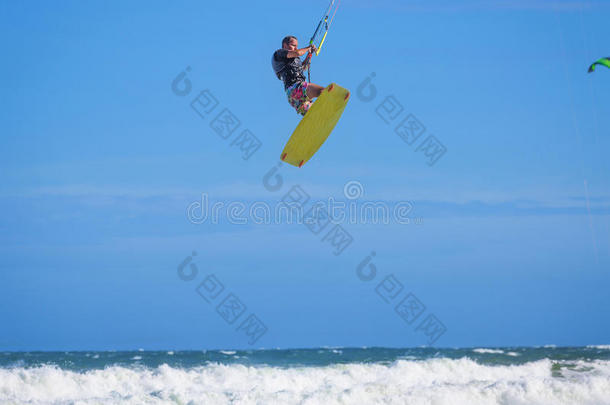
[{"x1": 286, "y1": 45, "x2": 316, "y2": 59}]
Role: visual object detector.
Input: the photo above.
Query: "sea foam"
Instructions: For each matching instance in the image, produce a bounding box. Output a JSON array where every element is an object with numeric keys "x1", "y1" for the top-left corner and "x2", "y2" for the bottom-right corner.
[{"x1": 1, "y1": 358, "x2": 609, "y2": 405}]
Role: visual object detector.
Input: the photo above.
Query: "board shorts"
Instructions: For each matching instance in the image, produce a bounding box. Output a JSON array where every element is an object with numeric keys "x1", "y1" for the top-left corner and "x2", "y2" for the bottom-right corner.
[{"x1": 286, "y1": 81, "x2": 312, "y2": 116}]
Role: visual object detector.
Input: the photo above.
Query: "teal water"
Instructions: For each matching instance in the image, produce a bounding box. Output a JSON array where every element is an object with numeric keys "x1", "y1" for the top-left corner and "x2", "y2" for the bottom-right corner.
[{"x1": 2, "y1": 346, "x2": 610, "y2": 371}]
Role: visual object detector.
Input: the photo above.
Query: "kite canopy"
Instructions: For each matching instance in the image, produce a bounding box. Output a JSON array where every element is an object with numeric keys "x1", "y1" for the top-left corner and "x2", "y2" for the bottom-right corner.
[{"x1": 588, "y1": 57, "x2": 610, "y2": 73}]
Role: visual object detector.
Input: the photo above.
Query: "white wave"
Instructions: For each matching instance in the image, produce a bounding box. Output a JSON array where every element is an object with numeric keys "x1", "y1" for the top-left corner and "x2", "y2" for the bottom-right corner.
[
  {"x1": 473, "y1": 348, "x2": 504, "y2": 354},
  {"x1": 587, "y1": 345, "x2": 610, "y2": 350},
  {"x1": 1, "y1": 358, "x2": 610, "y2": 405},
  {"x1": 131, "y1": 356, "x2": 142, "y2": 360},
  {"x1": 506, "y1": 352, "x2": 520, "y2": 357},
  {"x1": 219, "y1": 351, "x2": 236, "y2": 355}
]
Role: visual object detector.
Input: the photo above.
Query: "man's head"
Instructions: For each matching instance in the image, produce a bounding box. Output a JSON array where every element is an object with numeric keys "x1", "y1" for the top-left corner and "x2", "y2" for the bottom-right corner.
[{"x1": 282, "y1": 36, "x2": 298, "y2": 51}]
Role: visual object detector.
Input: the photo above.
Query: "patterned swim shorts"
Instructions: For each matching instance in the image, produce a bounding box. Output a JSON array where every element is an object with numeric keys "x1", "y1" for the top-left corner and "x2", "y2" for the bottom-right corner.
[{"x1": 286, "y1": 81, "x2": 312, "y2": 116}]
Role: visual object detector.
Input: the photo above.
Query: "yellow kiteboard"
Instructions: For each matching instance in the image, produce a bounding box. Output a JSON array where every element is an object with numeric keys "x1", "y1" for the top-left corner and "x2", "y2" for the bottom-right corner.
[{"x1": 280, "y1": 83, "x2": 350, "y2": 168}]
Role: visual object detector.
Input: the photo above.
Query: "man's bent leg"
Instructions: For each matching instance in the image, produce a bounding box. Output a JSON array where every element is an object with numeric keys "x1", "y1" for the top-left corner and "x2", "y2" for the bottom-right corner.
[{"x1": 306, "y1": 83, "x2": 324, "y2": 99}]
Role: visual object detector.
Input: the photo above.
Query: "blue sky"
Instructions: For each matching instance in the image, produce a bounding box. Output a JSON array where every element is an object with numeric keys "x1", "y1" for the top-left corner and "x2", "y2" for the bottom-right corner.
[{"x1": 1, "y1": 0, "x2": 609, "y2": 350}]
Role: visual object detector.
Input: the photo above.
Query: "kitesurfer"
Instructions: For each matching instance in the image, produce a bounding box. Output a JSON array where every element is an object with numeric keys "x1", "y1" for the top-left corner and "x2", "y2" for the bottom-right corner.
[{"x1": 272, "y1": 36, "x2": 324, "y2": 116}]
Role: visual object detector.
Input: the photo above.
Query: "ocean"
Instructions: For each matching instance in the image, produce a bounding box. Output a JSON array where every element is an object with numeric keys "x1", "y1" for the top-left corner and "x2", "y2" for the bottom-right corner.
[{"x1": 1, "y1": 346, "x2": 610, "y2": 404}]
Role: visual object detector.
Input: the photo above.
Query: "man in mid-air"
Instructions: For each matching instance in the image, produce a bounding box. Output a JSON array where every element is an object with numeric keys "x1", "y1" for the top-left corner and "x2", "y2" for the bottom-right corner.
[{"x1": 272, "y1": 36, "x2": 324, "y2": 116}]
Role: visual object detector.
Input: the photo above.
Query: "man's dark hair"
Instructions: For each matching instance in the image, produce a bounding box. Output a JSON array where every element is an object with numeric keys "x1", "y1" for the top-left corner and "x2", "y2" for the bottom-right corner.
[{"x1": 282, "y1": 35, "x2": 297, "y2": 47}]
